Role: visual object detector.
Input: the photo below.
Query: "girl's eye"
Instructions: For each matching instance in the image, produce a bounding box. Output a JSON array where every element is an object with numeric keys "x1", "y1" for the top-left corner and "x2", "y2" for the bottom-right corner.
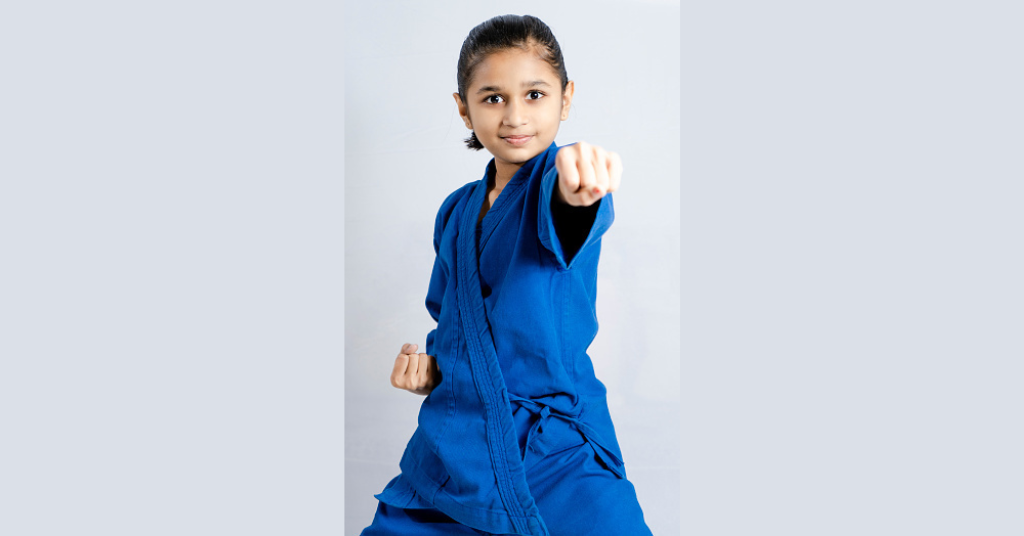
[
  {"x1": 484, "y1": 95, "x2": 504, "y2": 104},
  {"x1": 526, "y1": 90, "x2": 544, "y2": 100}
]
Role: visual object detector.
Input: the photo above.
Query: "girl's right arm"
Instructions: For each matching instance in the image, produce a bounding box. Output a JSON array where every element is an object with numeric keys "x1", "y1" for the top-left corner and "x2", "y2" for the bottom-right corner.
[{"x1": 390, "y1": 189, "x2": 461, "y2": 397}]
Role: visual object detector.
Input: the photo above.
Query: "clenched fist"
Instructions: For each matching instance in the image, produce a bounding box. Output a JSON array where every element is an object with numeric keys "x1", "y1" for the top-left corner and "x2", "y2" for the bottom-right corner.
[
  {"x1": 554, "y1": 141, "x2": 622, "y2": 207},
  {"x1": 391, "y1": 343, "x2": 441, "y2": 396}
]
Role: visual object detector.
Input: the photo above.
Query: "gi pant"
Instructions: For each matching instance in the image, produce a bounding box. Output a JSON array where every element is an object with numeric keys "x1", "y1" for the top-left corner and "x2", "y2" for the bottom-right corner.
[{"x1": 360, "y1": 402, "x2": 652, "y2": 536}]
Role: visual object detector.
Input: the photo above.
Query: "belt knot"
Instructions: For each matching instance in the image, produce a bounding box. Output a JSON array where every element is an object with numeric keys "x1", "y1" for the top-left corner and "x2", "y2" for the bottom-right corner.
[{"x1": 506, "y1": 393, "x2": 626, "y2": 479}]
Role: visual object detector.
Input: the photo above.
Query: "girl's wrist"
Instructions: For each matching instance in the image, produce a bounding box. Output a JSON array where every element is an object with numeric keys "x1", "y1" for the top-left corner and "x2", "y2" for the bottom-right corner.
[{"x1": 552, "y1": 178, "x2": 568, "y2": 205}]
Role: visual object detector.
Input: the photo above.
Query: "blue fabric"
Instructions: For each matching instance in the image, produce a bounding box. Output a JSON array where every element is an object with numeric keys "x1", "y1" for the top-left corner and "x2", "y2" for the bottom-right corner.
[
  {"x1": 361, "y1": 501, "x2": 485, "y2": 535},
  {"x1": 363, "y1": 440, "x2": 650, "y2": 535},
  {"x1": 369, "y1": 142, "x2": 648, "y2": 536}
]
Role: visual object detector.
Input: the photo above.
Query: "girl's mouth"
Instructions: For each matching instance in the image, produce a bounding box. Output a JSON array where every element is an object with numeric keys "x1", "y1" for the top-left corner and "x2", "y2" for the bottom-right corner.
[{"x1": 502, "y1": 135, "x2": 533, "y2": 147}]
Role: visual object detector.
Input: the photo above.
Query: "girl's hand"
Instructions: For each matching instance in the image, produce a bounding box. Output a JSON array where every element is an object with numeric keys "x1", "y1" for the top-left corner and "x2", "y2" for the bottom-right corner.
[
  {"x1": 390, "y1": 343, "x2": 441, "y2": 396},
  {"x1": 554, "y1": 141, "x2": 622, "y2": 207}
]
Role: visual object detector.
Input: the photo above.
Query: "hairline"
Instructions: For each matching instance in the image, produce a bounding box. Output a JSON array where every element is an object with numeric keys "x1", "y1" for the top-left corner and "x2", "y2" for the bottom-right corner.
[{"x1": 459, "y1": 39, "x2": 568, "y2": 100}]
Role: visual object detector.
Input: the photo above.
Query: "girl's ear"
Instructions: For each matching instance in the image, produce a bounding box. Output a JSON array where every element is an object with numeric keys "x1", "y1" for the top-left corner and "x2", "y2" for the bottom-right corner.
[
  {"x1": 453, "y1": 92, "x2": 473, "y2": 129},
  {"x1": 560, "y1": 81, "x2": 575, "y2": 121}
]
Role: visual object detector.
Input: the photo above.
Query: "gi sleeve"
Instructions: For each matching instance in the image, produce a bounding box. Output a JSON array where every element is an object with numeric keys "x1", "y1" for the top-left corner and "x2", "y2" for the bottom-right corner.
[
  {"x1": 424, "y1": 194, "x2": 452, "y2": 357},
  {"x1": 537, "y1": 164, "x2": 615, "y2": 270},
  {"x1": 551, "y1": 194, "x2": 600, "y2": 266}
]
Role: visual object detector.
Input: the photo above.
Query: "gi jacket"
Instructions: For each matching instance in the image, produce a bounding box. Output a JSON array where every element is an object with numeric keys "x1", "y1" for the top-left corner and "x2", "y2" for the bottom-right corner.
[{"x1": 374, "y1": 142, "x2": 626, "y2": 536}]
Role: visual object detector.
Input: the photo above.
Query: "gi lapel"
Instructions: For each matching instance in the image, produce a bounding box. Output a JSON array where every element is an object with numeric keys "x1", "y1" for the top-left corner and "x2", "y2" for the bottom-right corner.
[{"x1": 455, "y1": 175, "x2": 544, "y2": 535}]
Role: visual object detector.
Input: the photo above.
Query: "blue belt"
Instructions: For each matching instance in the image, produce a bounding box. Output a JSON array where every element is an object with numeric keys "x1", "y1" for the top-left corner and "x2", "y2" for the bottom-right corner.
[{"x1": 507, "y1": 393, "x2": 626, "y2": 479}]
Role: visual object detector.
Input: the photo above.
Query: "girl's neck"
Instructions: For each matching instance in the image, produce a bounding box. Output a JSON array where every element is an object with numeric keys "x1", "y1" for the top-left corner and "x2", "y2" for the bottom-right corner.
[{"x1": 493, "y1": 160, "x2": 524, "y2": 189}]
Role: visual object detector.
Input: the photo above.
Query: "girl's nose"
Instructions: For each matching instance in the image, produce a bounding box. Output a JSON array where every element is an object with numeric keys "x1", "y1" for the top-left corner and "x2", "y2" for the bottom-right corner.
[{"x1": 503, "y1": 100, "x2": 527, "y2": 127}]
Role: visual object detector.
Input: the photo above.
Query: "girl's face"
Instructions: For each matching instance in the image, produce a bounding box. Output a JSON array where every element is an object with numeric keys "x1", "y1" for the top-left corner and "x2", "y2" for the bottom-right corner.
[{"x1": 455, "y1": 47, "x2": 574, "y2": 179}]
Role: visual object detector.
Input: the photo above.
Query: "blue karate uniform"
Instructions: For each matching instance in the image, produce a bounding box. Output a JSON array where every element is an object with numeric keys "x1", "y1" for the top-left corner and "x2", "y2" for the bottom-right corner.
[{"x1": 362, "y1": 142, "x2": 652, "y2": 536}]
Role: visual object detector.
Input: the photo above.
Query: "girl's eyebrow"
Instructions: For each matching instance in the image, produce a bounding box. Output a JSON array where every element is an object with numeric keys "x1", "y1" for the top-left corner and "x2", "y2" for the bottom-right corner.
[{"x1": 475, "y1": 80, "x2": 552, "y2": 95}]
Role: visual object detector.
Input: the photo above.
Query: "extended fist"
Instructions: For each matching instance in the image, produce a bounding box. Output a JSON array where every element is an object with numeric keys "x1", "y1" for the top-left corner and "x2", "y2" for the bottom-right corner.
[
  {"x1": 554, "y1": 141, "x2": 622, "y2": 207},
  {"x1": 391, "y1": 343, "x2": 441, "y2": 396}
]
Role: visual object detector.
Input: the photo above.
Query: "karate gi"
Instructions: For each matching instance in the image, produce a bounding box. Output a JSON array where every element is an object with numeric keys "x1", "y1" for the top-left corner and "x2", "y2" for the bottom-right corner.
[{"x1": 362, "y1": 142, "x2": 652, "y2": 536}]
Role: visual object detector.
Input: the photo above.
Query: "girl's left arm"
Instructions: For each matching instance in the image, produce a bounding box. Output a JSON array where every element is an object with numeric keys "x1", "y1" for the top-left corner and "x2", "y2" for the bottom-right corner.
[{"x1": 537, "y1": 142, "x2": 621, "y2": 269}]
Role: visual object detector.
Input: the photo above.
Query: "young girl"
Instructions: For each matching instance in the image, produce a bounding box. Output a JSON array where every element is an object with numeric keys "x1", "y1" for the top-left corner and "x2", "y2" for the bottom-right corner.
[{"x1": 361, "y1": 15, "x2": 652, "y2": 536}]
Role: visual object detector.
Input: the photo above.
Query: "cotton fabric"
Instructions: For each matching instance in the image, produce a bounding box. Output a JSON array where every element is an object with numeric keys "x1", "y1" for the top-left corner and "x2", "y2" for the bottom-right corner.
[
  {"x1": 362, "y1": 439, "x2": 649, "y2": 536},
  {"x1": 362, "y1": 142, "x2": 651, "y2": 536}
]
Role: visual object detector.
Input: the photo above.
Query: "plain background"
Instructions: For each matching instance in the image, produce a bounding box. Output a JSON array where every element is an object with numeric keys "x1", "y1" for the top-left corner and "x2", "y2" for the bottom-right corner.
[
  {"x1": 2, "y1": 1, "x2": 1022, "y2": 535},
  {"x1": 344, "y1": 1, "x2": 680, "y2": 535},
  {"x1": 683, "y1": 2, "x2": 1023, "y2": 533},
  {"x1": 1, "y1": 2, "x2": 345, "y2": 534}
]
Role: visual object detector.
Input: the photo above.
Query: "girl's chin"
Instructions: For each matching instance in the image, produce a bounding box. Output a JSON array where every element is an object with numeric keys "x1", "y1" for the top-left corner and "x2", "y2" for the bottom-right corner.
[
  {"x1": 484, "y1": 139, "x2": 549, "y2": 159},
  {"x1": 490, "y1": 148, "x2": 544, "y2": 165}
]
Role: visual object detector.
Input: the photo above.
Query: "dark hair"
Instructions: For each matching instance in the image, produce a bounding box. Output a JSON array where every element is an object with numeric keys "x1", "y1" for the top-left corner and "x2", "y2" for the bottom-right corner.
[{"x1": 457, "y1": 15, "x2": 569, "y2": 150}]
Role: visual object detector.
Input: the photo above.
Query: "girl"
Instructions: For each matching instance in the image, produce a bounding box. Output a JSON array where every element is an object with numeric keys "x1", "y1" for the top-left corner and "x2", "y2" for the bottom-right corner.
[{"x1": 361, "y1": 15, "x2": 652, "y2": 536}]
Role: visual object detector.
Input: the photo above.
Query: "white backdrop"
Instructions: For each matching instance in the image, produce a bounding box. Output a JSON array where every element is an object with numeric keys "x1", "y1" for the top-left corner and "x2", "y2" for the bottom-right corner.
[{"x1": 344, "y1": 1, "x2": 681, "y2": 534}]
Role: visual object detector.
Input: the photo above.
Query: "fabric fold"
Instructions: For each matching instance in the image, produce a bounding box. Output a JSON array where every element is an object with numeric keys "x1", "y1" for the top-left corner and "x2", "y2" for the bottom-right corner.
[{"x1": 507, "y1": 393, "x2": 627, "y2": 479}]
